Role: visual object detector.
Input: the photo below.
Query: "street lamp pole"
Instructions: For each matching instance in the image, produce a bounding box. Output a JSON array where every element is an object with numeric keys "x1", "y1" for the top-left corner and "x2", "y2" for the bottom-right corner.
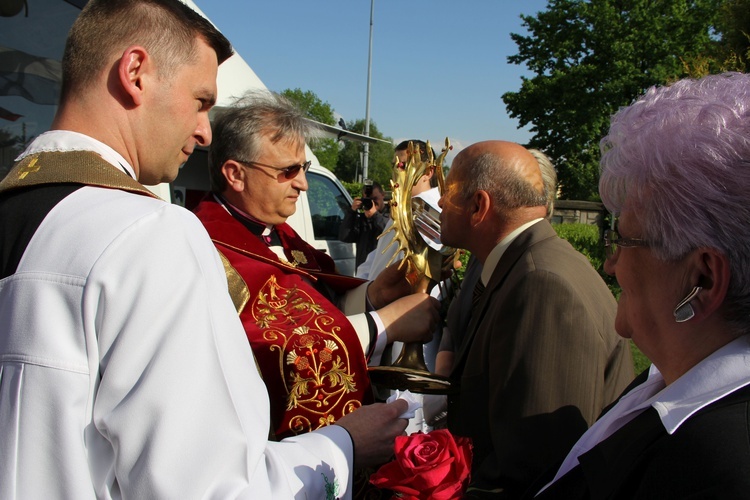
[{"x1": 362, "y1": 0, "x2": 374, "y2": 181}]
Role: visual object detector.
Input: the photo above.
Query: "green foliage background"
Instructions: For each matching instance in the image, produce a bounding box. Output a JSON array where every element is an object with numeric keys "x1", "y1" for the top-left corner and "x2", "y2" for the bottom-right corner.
[
  {"x1": 280, "y1": 88, "x2": 339, "y2": 170},
  {"x1": 502, "y1": 0, "x2": 738, "y2": 201},
  {"x1": 279, "y1": 0, "x2": 750, "y2": 204},
  {"x1": 552, "y1": 223, "x2": 618, "y2": 297},
  {"x1": 335, "y1": 119, "x2": 394, "y2": 187},
  {"x1": 341, "y1": 181, "x2": 363, "y2": 200}
]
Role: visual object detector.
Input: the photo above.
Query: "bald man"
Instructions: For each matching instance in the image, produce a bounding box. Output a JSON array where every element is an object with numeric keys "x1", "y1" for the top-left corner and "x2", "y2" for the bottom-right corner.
[{"x1": 439, "y1": 141, "x2": 634, "y2": 498}]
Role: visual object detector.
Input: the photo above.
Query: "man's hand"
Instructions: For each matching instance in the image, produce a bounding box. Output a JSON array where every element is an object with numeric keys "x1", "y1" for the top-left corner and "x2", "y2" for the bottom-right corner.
[
  {"x1": 377, "y1": 293, "x2": 440, "y2": 344},
  {"x1": 367, "y1": 260, "x2": 413, "y2": 309},
  {"x1": 350, "y1": 198, "x2": 363, "y2": 212},
  {"x1": 335, "y1": 399, "x2": 409, "y2": 468},
  {"x1": 363, "y1": 202, "x2": 379, "y2": 219}
]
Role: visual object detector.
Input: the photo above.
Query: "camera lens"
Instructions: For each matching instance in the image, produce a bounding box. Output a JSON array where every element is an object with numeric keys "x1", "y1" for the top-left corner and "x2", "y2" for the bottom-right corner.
[{"x1": 362, "y1": 198, "x2": 374, "y2": 210}]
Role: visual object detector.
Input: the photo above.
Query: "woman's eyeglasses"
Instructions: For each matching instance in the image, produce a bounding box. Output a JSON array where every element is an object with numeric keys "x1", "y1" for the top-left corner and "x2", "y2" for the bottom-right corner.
[
  {"x1": 603, "y1": 229, "x2": 650, "y2": 259},
  {"x1": 236, "y1": 159, "x2": 311, "y2": 181}
]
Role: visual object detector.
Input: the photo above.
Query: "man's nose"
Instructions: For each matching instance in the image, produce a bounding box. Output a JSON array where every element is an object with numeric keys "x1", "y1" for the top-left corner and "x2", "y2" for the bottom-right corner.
[{"x1": 196, "y1": 112, "x2": 212, "y2": 147}]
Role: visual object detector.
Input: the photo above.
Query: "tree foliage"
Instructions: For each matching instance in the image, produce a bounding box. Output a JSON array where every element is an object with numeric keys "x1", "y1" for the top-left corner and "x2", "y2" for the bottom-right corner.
[
  {"x1": 280, "y1": 88, "x2": 339, "y2": 170},
  {"x1": 334, "y1": 119, "x2": 394, "y2": 187},
  {"x1": 714, "y1": 0, "x2": 750, "y2": 72},
  {"x1": 503, "y1": 0, "x2": 723, "y2": 200}
]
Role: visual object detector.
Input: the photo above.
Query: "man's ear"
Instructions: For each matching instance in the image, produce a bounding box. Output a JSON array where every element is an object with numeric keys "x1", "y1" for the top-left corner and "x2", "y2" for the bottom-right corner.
[
  {"x1": 118, "y1": 46, "x2": 150, "y2": 106},
  {"x1": 222, "y1": 161, "x2": 245, "y2": 193},
  {"x1": 470, "y1": 190, "x2": 492, "y2": 227}
]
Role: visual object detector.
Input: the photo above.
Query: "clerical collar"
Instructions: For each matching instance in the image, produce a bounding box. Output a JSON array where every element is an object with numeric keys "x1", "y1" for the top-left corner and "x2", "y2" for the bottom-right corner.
[{"x1": 213, "y1": 194, "x2": 281, "y2": 246}]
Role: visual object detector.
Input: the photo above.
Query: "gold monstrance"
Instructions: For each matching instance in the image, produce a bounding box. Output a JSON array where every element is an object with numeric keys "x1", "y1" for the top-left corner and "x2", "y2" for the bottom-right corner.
[{"x1": 368, "y1": 139, "x2": 457, "y2": 394}]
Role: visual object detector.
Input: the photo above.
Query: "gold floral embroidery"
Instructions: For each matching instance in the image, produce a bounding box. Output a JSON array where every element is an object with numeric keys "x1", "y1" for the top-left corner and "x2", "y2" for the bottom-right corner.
[{"x1": 251, "y1": 275, "x2": 359, "y2": 434}]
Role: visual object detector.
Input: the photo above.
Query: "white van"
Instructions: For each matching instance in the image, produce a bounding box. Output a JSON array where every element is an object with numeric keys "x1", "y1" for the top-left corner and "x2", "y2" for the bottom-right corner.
[
  {"x1": 285, "y1": 165, "x2": 357, "y2": 276},
  {"x1": 172, "y1": 148, "x2": 357, "y2": 276}
]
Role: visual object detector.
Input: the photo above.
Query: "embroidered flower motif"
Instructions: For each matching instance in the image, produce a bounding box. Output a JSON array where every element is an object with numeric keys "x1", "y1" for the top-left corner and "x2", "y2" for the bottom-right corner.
[
  {"x1": 323, "y1": 474, "x2": 339, "y2": 500},
  {"x1": 297, "y1": 331, "x2": 316, "y2": 349},
  {"x1": 319, "y1": 339, "x2": 338, "y2": 362},
  {"x1": 252, "y1": 275, "x2": 360, "y2": 435},
  {"x1": 286, "y1": 351, "x2": 310, "y2": 371}
]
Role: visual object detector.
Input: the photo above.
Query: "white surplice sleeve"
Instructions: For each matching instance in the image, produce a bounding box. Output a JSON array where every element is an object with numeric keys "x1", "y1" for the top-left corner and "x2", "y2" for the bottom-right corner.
[
  {"x1": 2, "y1": 186, "x2": 352, "y2": 499},
  {"x1": 85, "y1": 192, "x2": 354, "y2": 499}
]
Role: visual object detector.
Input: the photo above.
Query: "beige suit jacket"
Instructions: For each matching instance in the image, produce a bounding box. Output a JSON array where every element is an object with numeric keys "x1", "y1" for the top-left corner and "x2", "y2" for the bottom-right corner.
[{"x1": 448, "y1": 220, "x2": 634, "y2": 498}]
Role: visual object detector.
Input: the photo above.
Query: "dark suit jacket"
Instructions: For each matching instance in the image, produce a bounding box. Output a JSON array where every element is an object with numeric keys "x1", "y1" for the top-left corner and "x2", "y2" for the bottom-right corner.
[
  {"x1": 338, "y1": 207, "x2": 388, "y2": 268},
  {"x1": 529, "y1": 373, "x2": 750, "y2": 499},
  {"x1": 448, "y1": 220, "x2": 634, "y2": 498}
]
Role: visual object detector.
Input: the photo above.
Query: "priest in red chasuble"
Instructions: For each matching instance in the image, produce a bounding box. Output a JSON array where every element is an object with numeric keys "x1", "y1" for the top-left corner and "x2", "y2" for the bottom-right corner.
[{"x1": 194, "y1": 90, "x2": 439, "y2": 441}]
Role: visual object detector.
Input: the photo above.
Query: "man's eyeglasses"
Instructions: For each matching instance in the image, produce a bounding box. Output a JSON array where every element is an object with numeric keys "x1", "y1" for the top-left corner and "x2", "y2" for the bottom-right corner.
[
  {"x1": 236, "y1": 159, "x2": 311, "y2": 180},
  {"x1": 603, "y1": 229, "x2": 650, "y2": 259}
]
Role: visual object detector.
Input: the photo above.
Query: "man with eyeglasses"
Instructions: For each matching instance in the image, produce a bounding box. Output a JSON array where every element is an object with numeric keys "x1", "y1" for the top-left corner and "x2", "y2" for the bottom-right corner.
[
  {"x1": 193, "y1": 91, "x2": 440, "y2": 459},
  {"x1": 438, "y1": 140, "x2": 634, "y2": 498}
]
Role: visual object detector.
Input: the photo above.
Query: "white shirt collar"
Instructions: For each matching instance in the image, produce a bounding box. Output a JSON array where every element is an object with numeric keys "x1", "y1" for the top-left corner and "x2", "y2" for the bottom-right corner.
[
  {"x1": 18, "y1": 130, "x2": 136, "y2": 179},
  {"x1": 541, "y1": 333, "x2": 750, "y2": 493},
  {"x1": 481, "y1": 218, "x2": 544, "y2": 286},
  {"x1": 653, "y1": 333, "x2": 750, "y2": 433}
]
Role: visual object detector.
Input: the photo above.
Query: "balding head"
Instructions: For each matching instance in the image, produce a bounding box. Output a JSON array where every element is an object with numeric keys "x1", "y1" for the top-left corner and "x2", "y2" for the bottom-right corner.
[
  {"x1": 452, "y1": 141, "x2": 547, "y2": 217},
  {"x1": 456, "y1": 141, "x2": 543, "y2": 189},
  {"x1": 439, "y1": 141, "x2": 549, "y2": 260}
]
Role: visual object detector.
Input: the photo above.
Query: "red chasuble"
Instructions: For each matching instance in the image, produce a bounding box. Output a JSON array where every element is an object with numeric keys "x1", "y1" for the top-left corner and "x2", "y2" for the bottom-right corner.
[{"x1": 194, "y1": 197, "x2": 373, "y2": 439}]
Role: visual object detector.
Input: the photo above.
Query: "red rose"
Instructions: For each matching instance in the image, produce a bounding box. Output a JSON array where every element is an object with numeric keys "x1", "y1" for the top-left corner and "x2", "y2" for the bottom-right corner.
[{"x1": 370, "y1": 429, "x2": 472, "y2": 500}]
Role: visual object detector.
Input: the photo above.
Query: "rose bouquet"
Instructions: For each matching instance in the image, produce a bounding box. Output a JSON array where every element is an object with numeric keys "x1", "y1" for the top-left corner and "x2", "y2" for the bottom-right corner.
[{"x1": 370, "y1": 429, "x2": 472, "y2": 499}]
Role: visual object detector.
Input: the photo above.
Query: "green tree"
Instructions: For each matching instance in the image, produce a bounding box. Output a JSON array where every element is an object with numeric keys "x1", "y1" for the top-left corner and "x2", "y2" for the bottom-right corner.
[
  {"x1": 503, "y1": 0, "x2": 721, "y2": 200},
  {"x1": 335, "y1": 119, "x2": 394, "y2": 187},
  {"x1": 714, "y1": 0, "x2": 750, "y2": 72},
  {"x1": 676, "y1": 0, "x2": 750, "y2": 77},
  {"x1": 280, "y1": 88, "x2": 339, "y2": 170}
]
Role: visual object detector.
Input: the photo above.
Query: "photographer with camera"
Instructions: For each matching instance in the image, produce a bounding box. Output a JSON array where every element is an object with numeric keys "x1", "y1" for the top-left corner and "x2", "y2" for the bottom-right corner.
[{"x1": 339, "y1": 179, "x2": 389, "y2": 271}]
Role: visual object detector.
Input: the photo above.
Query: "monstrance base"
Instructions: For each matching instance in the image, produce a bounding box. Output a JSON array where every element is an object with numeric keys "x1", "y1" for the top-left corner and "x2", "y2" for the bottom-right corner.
[{"x1": 368, "y1": 365, "x2": 456, "y2": 395}]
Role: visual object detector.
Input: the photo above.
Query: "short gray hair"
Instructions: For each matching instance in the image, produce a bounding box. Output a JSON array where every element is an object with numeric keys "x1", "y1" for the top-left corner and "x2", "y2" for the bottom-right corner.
[
  {"x1": 209, "y1": 90, "x2": 313, "y2": 193},
  {"x1": 459, "y1": 152, "x2": 547, "y2": 217},
  {"x1": 599, "y1": 72, "x2": 750, "y2": 329},
  {"x1": 528, "y1": 149, "x2": 557, "y2": 218}
]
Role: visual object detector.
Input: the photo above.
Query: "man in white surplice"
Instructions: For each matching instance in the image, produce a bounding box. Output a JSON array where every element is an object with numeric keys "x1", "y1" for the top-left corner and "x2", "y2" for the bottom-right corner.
[{"x1": 0, "y1": 1, "x2": 408, "y2": 498}]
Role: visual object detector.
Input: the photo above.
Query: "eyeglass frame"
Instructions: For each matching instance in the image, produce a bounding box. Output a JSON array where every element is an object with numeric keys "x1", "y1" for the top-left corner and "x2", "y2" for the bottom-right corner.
[
  {"x1": 235, "y1": 158, "x2": 311, "y2": 181},
  {"x1": 603, "y1": 229, "x2": 650, "y2": 259}
]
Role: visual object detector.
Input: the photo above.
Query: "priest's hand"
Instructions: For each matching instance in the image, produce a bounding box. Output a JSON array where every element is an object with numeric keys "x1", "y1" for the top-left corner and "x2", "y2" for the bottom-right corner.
[
  {"x1": 367, "y1": 260, "x2": 413, "y2": 309},
  {"x1": 335, "y1": 398, "x2": 409, "y2": 468},
  {"x1": 378, "y1": 293, "x2": 440, "y2": 344}
]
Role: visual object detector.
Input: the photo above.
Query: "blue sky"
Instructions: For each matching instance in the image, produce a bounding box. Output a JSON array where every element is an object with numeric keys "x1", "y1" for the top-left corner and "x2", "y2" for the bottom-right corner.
[{"x1": 199, "y1": 1, "x2": 550, "y2": 161}]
